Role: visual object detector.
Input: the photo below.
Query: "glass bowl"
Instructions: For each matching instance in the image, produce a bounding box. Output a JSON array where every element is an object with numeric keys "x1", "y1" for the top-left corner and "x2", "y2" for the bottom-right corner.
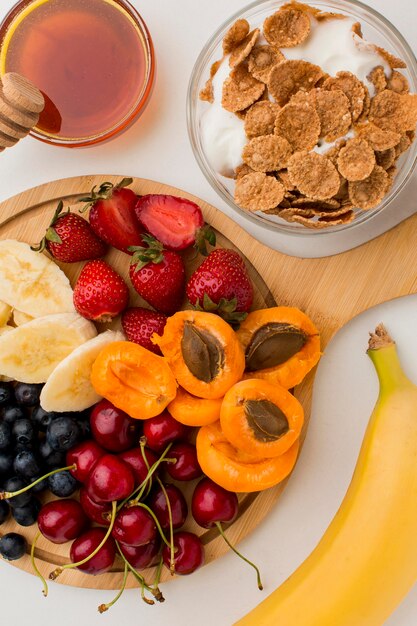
[
  {"x1": 0, "y1": 0, "x2": 155, "y2": 147},
  {"x1": 187, "y1": 0, "x2": 417, "y2": 236}
]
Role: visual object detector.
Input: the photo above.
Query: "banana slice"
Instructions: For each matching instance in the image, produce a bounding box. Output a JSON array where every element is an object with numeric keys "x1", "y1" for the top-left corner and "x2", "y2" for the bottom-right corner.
[
  {"x1": 0, "y1": 325, "x2": 14, "y2": 336},
  {"x1": 13, "y1": 310, "x2": 34, "y2": 326},
  {"x1": 0, "y1": 301, "x2": 12, "y2": 327},
  {"x1": 40, "y1": 330, "x2": 125, "y2": 412},
  {"x1": 0, "y1": 313, "x2": 97, "y2": 383},
  {"x1": 0, "y1": 239, "x2": 74, "y2": 317}
]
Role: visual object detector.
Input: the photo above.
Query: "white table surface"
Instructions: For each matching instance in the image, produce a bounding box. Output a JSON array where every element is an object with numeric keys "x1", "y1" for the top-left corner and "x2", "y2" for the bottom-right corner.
[{"x1": 0, "y1": 1, "x2": 417, "y2": 625}]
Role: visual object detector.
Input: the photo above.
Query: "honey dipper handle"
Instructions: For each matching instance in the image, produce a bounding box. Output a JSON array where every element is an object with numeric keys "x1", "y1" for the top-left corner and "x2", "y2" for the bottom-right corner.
[{"x1": 0, "y1": 72, "x2": 45, "y2": 152}]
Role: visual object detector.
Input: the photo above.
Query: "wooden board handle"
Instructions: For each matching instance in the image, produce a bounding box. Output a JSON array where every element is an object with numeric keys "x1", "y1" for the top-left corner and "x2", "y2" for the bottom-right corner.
[{"x1": 0, "y1": 72, "x2": 44, "y2": 151}]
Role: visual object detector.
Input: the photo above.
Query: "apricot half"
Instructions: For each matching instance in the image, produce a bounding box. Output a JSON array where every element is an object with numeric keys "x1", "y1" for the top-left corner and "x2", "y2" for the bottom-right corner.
[
  {"x1": 91, "y1": 341, "x2": 177, "y2": 419},
  {"x1": 220, "y1": 379, "x2": 304, "y2": 460},
  {"x1": 168, "y1": 387, "x2": 222, "y2": 427},
  {"x1": 152, "y1": 310, "x2": 245, "y2": 400}
]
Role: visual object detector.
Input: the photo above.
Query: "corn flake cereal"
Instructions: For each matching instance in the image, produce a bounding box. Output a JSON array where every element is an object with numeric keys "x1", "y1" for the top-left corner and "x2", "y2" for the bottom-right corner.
[
  {"x1": 268, "y1": 60, "x2": 323, "y2": 106},
  {"x1": 234, "y1": 172, "x2": 285, "y2": 210},
  {"x1": 337, "y1": 138, "x2": 376, "y2": 181},
  {"x1": 369, "y1": 90, "x2": 417, "y2": 133},
  {"x1": 234, "y1": 163, "x2": 255, "y2": 179},
  {"x1": 375, "y1": 46, "x2": 407, "y2": 69},
  {"x1": 223, "y1": 19, "x2": 250, "y2": 54},
  {"x1": 375, "y1": 147, "x2": 396, "y2": 170},
  {"x1": 229, "y1": 29, "x2": 260, "y2": 69},
  {"x1": 348, "y1": 165, "x2": 389, "y2": 209},
  {"x1": 368, "y1": 66, "x2": 387, "y2": 93},
  {"x1": 222, "y1": 64, "x2": 265, "y2": 112},
  {"x1": 242, "y1": 134, "x2": 292, "y2": 172},
  {"x1": 275, "y1": 101, "x2": 320, "y2": 152},
  {"x1": 244, "y1": 101, "x2": 280, "y2": 138},
  {"x1": 323, "y1": 71, "x2": 366, "y2": 121},
  {"x1": 287, "y1": 151, "x2": 340, "y2": 200},
  {"x1": 387, "y1": 71, "x2": 409, "y2": 95},
  {"x1": 313, "y1": 89, "x2": 351, "y2": 141},
  {"x1": 263, "y1": 7, "x2": 311, "y2": 48},
  {"x1": 356, "y1": 122, "x2": 401, "y2": 151},
  {"x1": 248, "y1": 45, "x2": 285, "y2": 83}
]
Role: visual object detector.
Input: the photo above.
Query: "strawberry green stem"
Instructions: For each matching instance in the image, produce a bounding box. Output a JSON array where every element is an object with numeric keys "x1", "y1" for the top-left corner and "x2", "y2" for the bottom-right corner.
[
  {"x1": 98, "y1": 563, "x2": 128, "y2": 613},
  {"x1": 31, "y1": 531, "x2": 48, "y2": 597},
  {"x1": 156, "y1": 477, "x2": 175, "y2": 574},
  {"x1": 0, "y1": 464, "x2": 77, "y2": 500},
  {"x1": 49, "y1": 501, "x2": 117, "y2": 580},
  {"x1": 215, "y1": 521, "x2": 263, "y2": 591}
]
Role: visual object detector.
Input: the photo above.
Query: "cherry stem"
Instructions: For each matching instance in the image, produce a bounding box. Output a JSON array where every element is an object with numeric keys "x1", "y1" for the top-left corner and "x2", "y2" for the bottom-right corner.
[
  {"x1": 152, "y1": 557, "x2": 165, "y2": 603},
  {"x1": 30, "y1": 531, "x2": 48, "y2": 597},
  {"x1": 215, "y1": 521, "x2": 263, "y2": 591},
  {"x1": 98, "y1": 563, "x2": 128, "y2": 613},
  {"x1": 156, "y1": 477, "x2": 175, "y2": 575},
  {"x1": 135, "y1": 502, "x2": 170, "y2": 549},
  {"x1": 49, "y1": 501, "x2": 117, "y2": 580},
  {"x1": 118, "y1": 443, "x2": 173, "y2": 512},
  {"x1": 139, "y1": 439, "x2": 152, "y2": 500},
  {"x1": 116, "y1": 541, "x2": 163, "y2": 604},
  {"x1": 0, "y1": 464, "x2": 77, "y2": 500}
]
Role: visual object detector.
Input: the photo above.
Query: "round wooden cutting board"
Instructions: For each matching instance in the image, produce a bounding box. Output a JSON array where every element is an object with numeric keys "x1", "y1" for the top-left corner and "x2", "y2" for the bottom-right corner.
[{"x1": 0, "y1": 174, "x2": 416, "y2": 591}]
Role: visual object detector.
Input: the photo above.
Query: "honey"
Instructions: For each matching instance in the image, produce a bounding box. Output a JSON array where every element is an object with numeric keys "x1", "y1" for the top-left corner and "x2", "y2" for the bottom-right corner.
[{"x1": 0, "y1": 0, "x2": 154, "y2": 145}]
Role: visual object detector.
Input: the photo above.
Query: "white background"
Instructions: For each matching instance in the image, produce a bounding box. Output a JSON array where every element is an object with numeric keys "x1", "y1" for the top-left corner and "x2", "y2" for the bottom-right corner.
[{"x1": 0, "y1": 1, "x2": 417, "y2": 625}]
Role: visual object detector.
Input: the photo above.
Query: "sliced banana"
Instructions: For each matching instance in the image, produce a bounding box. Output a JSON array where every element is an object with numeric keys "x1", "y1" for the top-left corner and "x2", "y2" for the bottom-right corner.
[
  {"x1": 0, "y1": 301, "x2": 12, "y2": 327},
  {"x1": 0, "y1": 313, "x2": 97, "y2": 383},
  {"x1": 0, "y1": 239, "x2": 74, "y2": 317},
  {"x1": 40, "y1": 330, "x2": 125, "y2": 412},
  {"x1": 0, "y1": 325, "x2": 14, "y2": 336},
  {"x1": 13, "y1": 310, "x2": 34, "y2": 326}
]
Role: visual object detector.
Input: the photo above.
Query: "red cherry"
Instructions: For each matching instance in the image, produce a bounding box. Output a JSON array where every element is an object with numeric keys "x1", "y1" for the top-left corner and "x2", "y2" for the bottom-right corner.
[
  {"x1": 118, "y1": 539, "x2": 160, "y2": 569},
  {"x1": 79, "y1": 488, "x2": 112, "y2": 526},
  {"x1": 143, "y1": 411, "x2": 190, "y2": 453},
  {"x1": 162, "y1": 531, "x2": 204, "y2": 575},
  {"x1": 70, "y1": 528, "x2": 116, "y2": 574},
  {"x1": 66, "y1": 440, "x2": 105, "y2": 483},
  {"x1": 90, "y1": 400, "x2": 140, "y2": 452},
  {"x1": 148, "y1": 483, "x2": 188, "y2": 530},
  {"x1": 86, "y1": 454, "x2": 135, "y2": 502},
  {"x1": 119, "y1": 446, "x2": 159, "y2": 488},
  {"x1": 166, "y1": 442, "x2": 202, "y2": 481},
  {"x1": 38, "y1": 499, "x2": 88, "y2": 544},
  {"x1": 112, "y1": 505, "x2": 157, "y2": 547},
  {"x1": 191, "y1": 477, "x2": 238, "y2": 528}
]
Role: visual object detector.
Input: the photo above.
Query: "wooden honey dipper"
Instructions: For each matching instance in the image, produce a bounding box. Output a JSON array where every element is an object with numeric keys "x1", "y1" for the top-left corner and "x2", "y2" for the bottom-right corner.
[{"x1": 0, "y1": 72, "x2": 44, "y2": 151}]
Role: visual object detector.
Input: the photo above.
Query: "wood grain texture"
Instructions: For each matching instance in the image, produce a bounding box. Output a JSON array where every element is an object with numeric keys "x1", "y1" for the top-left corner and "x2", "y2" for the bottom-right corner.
[{"x1": 0, "y1": 174, "x2": 416, "y2": 591}]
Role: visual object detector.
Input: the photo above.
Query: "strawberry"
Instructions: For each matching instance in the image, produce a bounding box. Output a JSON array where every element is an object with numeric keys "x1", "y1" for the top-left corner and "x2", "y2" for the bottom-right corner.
[
  {"x1": 32, "y1": 201, "x2": 107, "y2": 262},
  {"x1": 78, "y1": 178, "x2": 144, "y2": 254},
  {"x1": 186, "y1": 249, "x2": 254, "y2": 325},
  {"x1": 73, "y1": 260, "x2": 129, "y2": 322},
  {"x1": 129, "y1": 235, "x2": 185, "y2": 315},
  {"x1": 135, "y1": 194, "x2": 216, "y2": 254},
  {"x1": 121, "y1": 307, "x2": 167, "y2": 355}
]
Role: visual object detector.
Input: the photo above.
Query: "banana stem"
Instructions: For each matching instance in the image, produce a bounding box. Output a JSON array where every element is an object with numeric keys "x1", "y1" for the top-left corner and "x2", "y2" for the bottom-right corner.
[{"x1": 367, "y1": 325, "x2": 410, "y2": 392}]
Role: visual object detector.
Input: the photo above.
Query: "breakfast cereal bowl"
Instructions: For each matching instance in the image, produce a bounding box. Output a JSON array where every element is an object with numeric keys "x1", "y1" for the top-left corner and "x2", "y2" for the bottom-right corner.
[{"x1": 187, "y1": 0, "x2": 417, "y2": 235}]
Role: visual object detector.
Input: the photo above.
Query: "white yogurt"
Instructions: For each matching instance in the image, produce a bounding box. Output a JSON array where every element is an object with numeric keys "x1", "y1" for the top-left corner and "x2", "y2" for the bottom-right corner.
[{"x1": 200, "y1": 14, "x2": 392, "y2": 176}]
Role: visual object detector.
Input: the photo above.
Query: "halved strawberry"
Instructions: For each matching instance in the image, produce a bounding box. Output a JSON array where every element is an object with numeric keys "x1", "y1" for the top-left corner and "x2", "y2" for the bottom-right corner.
[
  {"x1": 78, "y1": 178, "x2": 144, "y2": 254},
  {"x1": 32, "y1": 201, "x2": 107, "y2": 263},
  {"x1": 135, "y1": 194, "x2": 215, "y2": 254},
  {"x1": 121, "y1": 307, "x2": 167, "y2": 355},
  {"x1": 73, "y1": 260, "x2": 129, "y2": 322}
]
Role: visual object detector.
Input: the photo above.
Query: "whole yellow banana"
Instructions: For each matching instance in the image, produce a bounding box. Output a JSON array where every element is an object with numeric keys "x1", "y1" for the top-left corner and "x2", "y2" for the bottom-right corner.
[{"x1": 236, "y1": 324, "x2": 417, "y2": 626}]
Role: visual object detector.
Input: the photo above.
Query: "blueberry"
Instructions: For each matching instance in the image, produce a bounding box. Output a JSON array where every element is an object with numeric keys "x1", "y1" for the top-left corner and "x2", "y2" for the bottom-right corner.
[
  {"x1": 0, "y1": 382, "x2": 14, "y2": 406},
  {"x1": 14, "y1": 383, "x2": 43, "y2": 407},
  {"x1": 47, "y1": 470, "x2": 78, "y2": 497},
  {"x1": 3, "y1": 476, "x2": 32, "y2": 508},
  {"x1": 0, "y1": 532, "x2": 27, "y2": 560},
  {"x1": 32, "y1": 406, "x2": 59, "y2": 432},
  {"x1": 39, "y1": 440, "x2": 66, "y2": 469},
  {"x1": 46, "y1": 417, "x2": 81, "y2": 451},
  {"x1": 13, "y1": 450, "x2": 41, "y2": 479},
  {"x1": 13, "y1": 442, "x2": 35, "y2": 455},
  {"x1": 0, "y1": 422, "x2": 11, "y2": 450},
  {"x1": 0, "y1": 451, "x2": 13, "y2": 476},
  {"x1": 1, "y1": 404, "x2": 26, "y2": 424},
  {"x1": 11, "y1": 497, "x2": 41, "y2": 527},
  {"x1": 29, "y1": 476, "x2": 48, "y2": 494},
  {"x1": 0, "y1": 501, "x2": 9, "y2": 524},
  {"x1": 12, "y1": 418, "x2": 35, "y2": 445}
]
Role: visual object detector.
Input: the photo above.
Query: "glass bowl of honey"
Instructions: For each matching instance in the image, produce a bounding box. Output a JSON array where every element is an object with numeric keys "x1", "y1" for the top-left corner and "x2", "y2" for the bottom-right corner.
[{"x1": 0, "y1": 0, "x2": 155, "y2": 146}]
